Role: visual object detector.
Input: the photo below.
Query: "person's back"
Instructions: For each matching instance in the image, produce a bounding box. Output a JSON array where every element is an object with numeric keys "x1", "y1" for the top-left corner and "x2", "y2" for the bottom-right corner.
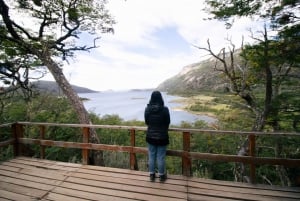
[
  {"x1": 145, "y1": 101, "x2": 170, "y2": 145},
  {"x1": 144, "y1": 91, "x2": 170, "y2": 182}
]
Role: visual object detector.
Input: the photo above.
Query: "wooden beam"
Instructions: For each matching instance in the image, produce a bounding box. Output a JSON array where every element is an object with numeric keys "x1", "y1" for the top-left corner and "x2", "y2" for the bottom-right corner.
[
  {"x1": 12, "y1": 123, "x2": 24, "y2": 157},
  {"x1": 130, "y1": 128, "x2": 138, "y2": 170},
  {"x1": 248, "y1": 134, "x2": 256, "y2": 183},
  {"x1": 39, "y1": 125, "x2": 46, "y2": 159},
  {"x1": 182, "y1": 131, "x2": 191, "y2": 176},
  {"x1": 0, "y1": 139, "x2": 14, "y2": 147},
  {"x1": 189, "y1": 152, "x2": 300, "y2": 167},
  {"x1": 82, "y1": 127, "x2": 90, "y2": 165}
]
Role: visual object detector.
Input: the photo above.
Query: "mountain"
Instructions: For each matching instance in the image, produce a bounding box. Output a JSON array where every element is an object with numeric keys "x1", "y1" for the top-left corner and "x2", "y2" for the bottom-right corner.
[
  {"x1": 31, "y1": 80, "x2": 98, "y2": 94},
  {"x1": 157, "y1": 57, "x2": 229, "y2": 94}
]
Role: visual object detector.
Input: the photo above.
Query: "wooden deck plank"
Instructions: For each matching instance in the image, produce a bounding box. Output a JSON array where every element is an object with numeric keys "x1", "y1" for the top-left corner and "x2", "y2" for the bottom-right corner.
[
  {"x1": 188, "y1": 193, "x2": 242, "y2": 201},
  {"x1": 0, "y1": 162, "x2": 72, "y2": 180},
  {"x1": 0, "y1": 161, "x2": 72, "y2": 175},
  {"x1": 0, "y1": 169, "x2": 65, "y2": 186},
  {"x1": 0, "y1": 198, "x2": 13, "y2": 201},
  {"x1": 71, "y1": 170, "x2": 187, "y2": 192},
  {"x1": 79, "y1": 165, "x2": 188, "y2": 186},
  {"x1": 16, "y1": 157, "x2": 82, "y2": 168},
  {"x1": 188, "y1": 186, "x2": 299, "y2": 201},
  {"x1": 54, "y1": 184, "x2": 185, "y2": 201},
  {"x1": 0, "y1": 164, "x2": 21, "y2": 172},
  {"x1": 0, "y1": 175, "x2": 55, "y2": 191},
  {"x1": 188, "y1": 180, "x2": 300, "y2": 199},
  {"x1": 45, "y1": 188, "x2": 137, "y2": 201},
  {"x1": 0, "y1": 189, "x2": 35, "y2": 201},
  {"x1": 77, "y1": 165, "x2": 188, "y2": 186},
  {"x1": 0, "y1": 158, "x2": 72, "y2": 200},
  {"x1": 64, "y1": 177, "x2": 187, "y2": 199},
  {"x1": 9, "y1": 157, "x2": 81, "y2": 172},
  {"x1": 0, "y1": 157, "x2": 299, "y2": 201},
  {"x1": 0, "y1": 181, "x2": 47, "y2": 198},
  {"x1": 189, "y1": 176, "x2": 300, "y2": 192}
]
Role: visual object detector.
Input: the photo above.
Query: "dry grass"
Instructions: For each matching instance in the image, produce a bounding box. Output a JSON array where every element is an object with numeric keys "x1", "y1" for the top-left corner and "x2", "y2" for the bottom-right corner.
[{"x1": 170, "y1": 95, "x2": 231, "y2": 115}]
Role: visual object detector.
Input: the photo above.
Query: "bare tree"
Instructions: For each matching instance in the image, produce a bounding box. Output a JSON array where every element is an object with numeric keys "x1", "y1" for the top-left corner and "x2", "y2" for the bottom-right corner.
[
  {"x1": 194, "y1": 38, "x2": 257, "y2": 182},
  {"x1": 194, "y1": 25, "x2": 298, "y2": 184}
]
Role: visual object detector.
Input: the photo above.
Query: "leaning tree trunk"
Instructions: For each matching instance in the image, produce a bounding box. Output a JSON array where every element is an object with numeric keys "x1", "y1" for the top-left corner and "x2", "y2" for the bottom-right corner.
[
  {"x1": 36, "y1": 49, "x2": 104, "y2": 165},
  {"x1": 0, "y1": 0, "x2": 104, "y2": 165}
]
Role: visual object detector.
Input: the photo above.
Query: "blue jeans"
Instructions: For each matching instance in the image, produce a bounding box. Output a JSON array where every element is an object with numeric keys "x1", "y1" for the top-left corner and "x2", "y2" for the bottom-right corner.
[{"x1": 148, "y1": 143, "x2": 167, "y2": 175}]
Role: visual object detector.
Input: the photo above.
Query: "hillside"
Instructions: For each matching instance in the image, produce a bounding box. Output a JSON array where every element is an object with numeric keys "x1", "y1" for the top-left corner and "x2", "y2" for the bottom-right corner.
[
  {"x1": 31, "y1": 80, "x2": 98, "y2": 94},
  {"x1": 157, "y1": 57, "x2": 229, "y2": 94}
]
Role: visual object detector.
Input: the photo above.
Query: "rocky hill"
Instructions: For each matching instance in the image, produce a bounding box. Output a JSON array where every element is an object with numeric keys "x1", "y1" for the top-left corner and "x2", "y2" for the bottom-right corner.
[
  {"x1": 31, "y1": 80, "x2": 97, "y2": 94},
  {"x1": 157, "y1": 57, "x2": 229, "y2": 94}
]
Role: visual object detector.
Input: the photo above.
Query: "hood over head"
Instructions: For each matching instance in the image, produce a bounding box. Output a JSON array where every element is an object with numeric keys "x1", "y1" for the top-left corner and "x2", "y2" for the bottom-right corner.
[{"x1": 149, "y1": 91, "x2": 164, "y2": 106}]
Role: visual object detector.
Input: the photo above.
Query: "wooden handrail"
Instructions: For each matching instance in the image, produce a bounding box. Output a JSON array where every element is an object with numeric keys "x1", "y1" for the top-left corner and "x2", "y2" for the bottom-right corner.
[
  {"x1": 7, "y1": 121, "x2": 300, "y2": 136},
  {"x1": 1, "y1": 122, "x2": 300, "y2": 184}
]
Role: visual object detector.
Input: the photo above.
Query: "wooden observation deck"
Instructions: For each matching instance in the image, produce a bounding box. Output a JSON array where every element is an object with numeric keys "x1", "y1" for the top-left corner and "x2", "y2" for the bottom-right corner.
[
  {"x1": 0, "y1": 122, "x2": 300, "y2": 200},
  {"x1": 1, "y1": 157, "x2": 300, "y2": 201}
]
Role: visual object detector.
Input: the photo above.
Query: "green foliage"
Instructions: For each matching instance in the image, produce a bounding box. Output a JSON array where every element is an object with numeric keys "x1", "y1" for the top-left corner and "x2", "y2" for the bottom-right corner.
[
  {"x1": 205, "y1": 0, "x2": 299, "y2": 28},
  {"x1": 0, "y1": 123, "x2": 15, "y2": 161},
  {"x1": 67, "y1": 7, "x2": 79, "y2": 22},
  {"x1": 0, "y1": 146, "x2": 14, "y2": 162},
  {"x1": 206, "y1": 0, "x2": 261, "y2": 20},
  {"x1": 241, "y1": 34, "x2": 300, "y2": 131}
]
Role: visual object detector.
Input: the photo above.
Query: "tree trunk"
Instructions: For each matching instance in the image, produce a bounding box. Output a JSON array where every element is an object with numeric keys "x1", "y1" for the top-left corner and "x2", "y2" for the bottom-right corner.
[{"x1": 36, "y1": 48, "x2": 104, "y2": 165}]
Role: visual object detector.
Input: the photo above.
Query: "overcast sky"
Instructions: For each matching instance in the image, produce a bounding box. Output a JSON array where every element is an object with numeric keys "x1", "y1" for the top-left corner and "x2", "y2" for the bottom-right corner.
[{"x1": 42, "y1": 0, "x2": 261, "y2": 91}]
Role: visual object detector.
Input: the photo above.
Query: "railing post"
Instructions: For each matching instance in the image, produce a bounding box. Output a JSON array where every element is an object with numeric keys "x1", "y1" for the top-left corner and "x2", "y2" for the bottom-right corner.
[
  {"x1": 82, "y1": 127, "x2": 90, "y2": 165},
  {"x1": 182, "y1": 131, "x2": 191, "y2": 176},
  {"x1": 39, "y1": 125, "x2": 46, "y2": 159},
  {"x1": 12, "y1": 123, "x2": 24, "y2": 157},
  {"x1": 130, "y1": 128, "x2": 138, "y2": 170},
  {"x1": 249, "y1": 134, "x2": 256, "y2": 183}
]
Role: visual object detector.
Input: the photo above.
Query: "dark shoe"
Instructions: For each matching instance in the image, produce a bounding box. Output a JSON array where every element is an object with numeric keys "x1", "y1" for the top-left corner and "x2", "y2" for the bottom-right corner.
[
  {"x1": 159, "y1": 174, "x2": 167, "y2": 182},
  {"x1": 150, "y1": 173, "x2": 155, "y2": 182}
]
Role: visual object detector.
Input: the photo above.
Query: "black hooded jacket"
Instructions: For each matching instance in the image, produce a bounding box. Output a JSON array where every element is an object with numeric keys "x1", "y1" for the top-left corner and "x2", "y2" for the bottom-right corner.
[{"x1": 144, "y1": 91, "x2": 170, "y2": 146}]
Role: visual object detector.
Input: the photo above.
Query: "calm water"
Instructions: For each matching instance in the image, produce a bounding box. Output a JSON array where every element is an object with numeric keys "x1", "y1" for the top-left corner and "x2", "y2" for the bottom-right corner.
[{"x1": 79, "y1": 90, "x2": 216, "y2": 126}]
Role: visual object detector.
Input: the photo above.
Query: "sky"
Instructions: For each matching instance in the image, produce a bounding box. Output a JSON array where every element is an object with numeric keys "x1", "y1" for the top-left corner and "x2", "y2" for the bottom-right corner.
[{"x1": 42, "y1": 0, "x2": 261, "y2": 91}]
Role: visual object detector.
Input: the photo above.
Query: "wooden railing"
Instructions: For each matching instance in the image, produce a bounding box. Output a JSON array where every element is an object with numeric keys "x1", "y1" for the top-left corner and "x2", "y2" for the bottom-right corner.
[{"x1": 1, "y1": 122, "x2": 300, "y2": 184}]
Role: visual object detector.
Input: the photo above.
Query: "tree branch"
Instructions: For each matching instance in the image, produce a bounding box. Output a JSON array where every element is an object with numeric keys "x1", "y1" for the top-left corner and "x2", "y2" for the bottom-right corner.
[{"x1": 0, "y1": 0, "x2": 20, "y2": 40}]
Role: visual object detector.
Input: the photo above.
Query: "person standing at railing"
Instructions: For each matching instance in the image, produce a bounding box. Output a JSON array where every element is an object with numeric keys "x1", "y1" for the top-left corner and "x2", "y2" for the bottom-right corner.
[{"x1": 144, "y1": 91, "x2": 170, "y2": 182}]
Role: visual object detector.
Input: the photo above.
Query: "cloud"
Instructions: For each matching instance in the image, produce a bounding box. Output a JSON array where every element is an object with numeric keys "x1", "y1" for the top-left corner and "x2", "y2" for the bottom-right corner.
[{"x1": 41, "y1": 0, "x2": 262, "y2": 91}]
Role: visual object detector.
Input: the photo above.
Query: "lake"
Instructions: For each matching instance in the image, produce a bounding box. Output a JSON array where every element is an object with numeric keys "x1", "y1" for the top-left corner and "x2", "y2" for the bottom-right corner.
[{"x1": 79, "y1": 90, "x2": 216, "y2": 126}]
